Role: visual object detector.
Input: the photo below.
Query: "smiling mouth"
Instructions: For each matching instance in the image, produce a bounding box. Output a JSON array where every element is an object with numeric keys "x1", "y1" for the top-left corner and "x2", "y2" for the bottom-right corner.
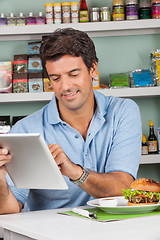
[{"x1": 62, "y1": 91, "x2": 79, "y2": 99}]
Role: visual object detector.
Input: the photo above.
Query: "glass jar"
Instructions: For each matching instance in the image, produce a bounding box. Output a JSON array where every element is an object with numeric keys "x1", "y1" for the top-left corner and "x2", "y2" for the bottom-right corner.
[
  {"x1": 62, "y1": 2, "x2": 70, "y2": 23},
  {"x1": 152, "y1": 0, "x2": 160, "y2": 18},
  {"x1": 126, "y1": 0, "x2": 138, "y2": 20},
  {"x1": 71, "y1": 2, "x2": 79, "y2": 23},
  {"x1": 89, "y1": 7, "x2": 100, "y2": 22},
  {"x1": 139, "y1": 0, "x2": 151, "y2": 19},
  {"x1": 112, "y1": 0, "x2": 125, "y2": 21},
  {"x1": 100, "y1": 7, "x2": 111, "y2": 21},
  {"x1": 53, "y1": 3, "x2": 62, "y2": 24},
  {"x1": 45, "y1": 3, "x2": 53, "y2": 24}
]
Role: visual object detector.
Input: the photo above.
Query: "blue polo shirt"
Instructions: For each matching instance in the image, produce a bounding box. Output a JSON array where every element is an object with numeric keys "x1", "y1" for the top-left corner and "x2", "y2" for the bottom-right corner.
[{"x1": 7, "y1": 90, "x2": 142, "y2": 211}]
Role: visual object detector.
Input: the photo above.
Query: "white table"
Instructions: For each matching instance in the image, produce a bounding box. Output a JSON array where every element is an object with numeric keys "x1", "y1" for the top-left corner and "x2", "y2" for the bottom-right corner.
[{"x1": 0, "y1": 208, "x2": 160, "y2": 240}]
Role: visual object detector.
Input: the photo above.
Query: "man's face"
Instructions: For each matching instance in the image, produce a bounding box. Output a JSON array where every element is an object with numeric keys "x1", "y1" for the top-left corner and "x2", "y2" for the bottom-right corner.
[{"x1": 45, "y1": 55, "x2": 97, "y2": 112}]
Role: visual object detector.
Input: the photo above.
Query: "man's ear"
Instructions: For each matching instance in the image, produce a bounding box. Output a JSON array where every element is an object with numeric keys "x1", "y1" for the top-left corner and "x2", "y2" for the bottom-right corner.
[{"x1": 90, "y1": 62, "x2": 98, "y2": 78}]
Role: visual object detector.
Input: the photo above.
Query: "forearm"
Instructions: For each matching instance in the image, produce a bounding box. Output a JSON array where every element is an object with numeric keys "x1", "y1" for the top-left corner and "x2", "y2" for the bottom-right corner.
[
  {"x1": 0, "y1": 177, "x2": 22, "y2": 214},
  {"x1": 80, "y1": 171, "x2": 134, "y2": 198}
]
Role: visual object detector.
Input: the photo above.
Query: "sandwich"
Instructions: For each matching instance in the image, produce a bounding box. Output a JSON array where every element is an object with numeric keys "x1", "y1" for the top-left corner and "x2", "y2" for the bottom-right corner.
[{"x1": 122, "y1": 178, "x2": 160, "y2": 206}]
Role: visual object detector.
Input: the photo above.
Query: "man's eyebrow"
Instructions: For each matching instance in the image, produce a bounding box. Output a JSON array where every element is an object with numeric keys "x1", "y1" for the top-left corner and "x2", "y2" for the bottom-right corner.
[
  {"x1": 48, "y1": 73, "x2": 60, "y2": 77},
  {"x1": 48, "y1": 68, "x2": 81, "y2": 77},
  {"x1": 68, "y1": 68, "x2": 81, "y2": 73}
]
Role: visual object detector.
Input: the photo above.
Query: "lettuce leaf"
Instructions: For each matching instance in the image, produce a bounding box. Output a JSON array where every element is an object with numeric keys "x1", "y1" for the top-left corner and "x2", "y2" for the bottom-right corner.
[{"x1": 122, "y1": 188, "x2": 160, "y2": 200}]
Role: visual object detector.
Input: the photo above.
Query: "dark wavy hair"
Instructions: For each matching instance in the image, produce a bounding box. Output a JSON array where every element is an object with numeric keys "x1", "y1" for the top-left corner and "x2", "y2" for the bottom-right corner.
[{"x1": 40, "y1": 28, "x2": 98, "y2": 71}]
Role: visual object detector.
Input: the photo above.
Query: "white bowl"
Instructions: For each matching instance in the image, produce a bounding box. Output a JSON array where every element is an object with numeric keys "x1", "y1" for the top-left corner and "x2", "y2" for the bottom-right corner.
[{"x1": 99, "y1": 197, "x2": 118, "y2": 207}]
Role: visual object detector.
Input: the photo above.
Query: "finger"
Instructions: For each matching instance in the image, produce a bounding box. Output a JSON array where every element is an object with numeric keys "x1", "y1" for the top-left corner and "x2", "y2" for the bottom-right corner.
[
  {"x1": 0, "y1": 158, "x2": 12, "y2": 167},
  {"x1": 51, "y1": 147, "x2": 63, "y2": 160},
  {"x1": 0, "y1": 154, "x2": 12, "y2": 161},
  {"x1": 48, "y1": 144, "x2": 60, "y2": 152},
  {"x1": 0, "y1": 148, "x2": 8, "y2": 155}
]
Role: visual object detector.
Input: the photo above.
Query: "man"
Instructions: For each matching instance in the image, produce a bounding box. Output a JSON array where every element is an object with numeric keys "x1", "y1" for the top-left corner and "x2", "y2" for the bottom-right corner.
[{"x1": 0, "y1": 28, "x2": 142, "y2": 214}]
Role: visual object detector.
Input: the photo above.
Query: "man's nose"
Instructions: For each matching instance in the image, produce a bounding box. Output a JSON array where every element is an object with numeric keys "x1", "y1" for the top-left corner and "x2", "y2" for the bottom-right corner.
[{"x1": 61, "y1": 76, "x2": 71, "y2": 90}]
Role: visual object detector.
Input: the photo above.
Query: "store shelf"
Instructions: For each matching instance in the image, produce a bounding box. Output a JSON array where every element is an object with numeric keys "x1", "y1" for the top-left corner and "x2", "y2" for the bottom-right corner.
[
  {"x1": 0, "y1": 86, "x2": 159, "y2": 103},
  {"x1": 0, "y1": 92, "x2": 54, "y2": 103},
  {"x1": 140, "y1": 154, "x2": 160, "y2": 164},
  {"x1": 0, "y1": 19, "x2": 160, "y2": 41},
  {"x1": 98, "y1": 86, "x2": 160, "y2": 98}
]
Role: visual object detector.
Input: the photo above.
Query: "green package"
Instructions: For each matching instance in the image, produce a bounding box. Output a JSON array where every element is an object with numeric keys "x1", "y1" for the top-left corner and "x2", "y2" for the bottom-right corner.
[{"x1": 109, "y1": 72, "x2": 129, "y2": 88}]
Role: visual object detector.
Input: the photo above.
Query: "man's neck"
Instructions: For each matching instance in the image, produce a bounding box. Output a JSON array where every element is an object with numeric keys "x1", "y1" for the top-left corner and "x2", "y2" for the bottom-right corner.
[{"x1": 58, "y1": 97, "x2": 96, "y2": 140}]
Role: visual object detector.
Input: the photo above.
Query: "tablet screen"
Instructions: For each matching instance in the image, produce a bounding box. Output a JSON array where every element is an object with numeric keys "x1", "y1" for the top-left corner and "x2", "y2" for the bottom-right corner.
[{"x1": 0, "y1": 133, "x2": 68, "y2": 189}]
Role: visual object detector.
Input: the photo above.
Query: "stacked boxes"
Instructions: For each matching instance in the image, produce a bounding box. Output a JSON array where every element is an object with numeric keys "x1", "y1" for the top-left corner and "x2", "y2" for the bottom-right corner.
[
  {"x1": 28, "y1": 41, "x2": 43, "y2": 93},
  {"x1": 28, "y1": 73, "x2": 43, "y2": 92},
  {"x1": 0, "y1": 61, "x2": 12, "y2": 93},
  {"x1": 13, "y1": 54, "x2": 28, "y2": 93}
]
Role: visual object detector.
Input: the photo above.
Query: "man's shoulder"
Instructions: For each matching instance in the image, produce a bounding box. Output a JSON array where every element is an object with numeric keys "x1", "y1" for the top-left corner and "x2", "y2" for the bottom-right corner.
[{"x1": 94, "y1": 90, "x2": 137, "y2": 110}]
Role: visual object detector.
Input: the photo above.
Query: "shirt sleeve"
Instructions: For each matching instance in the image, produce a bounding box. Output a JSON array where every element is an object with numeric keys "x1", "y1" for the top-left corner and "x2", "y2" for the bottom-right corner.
[
  {"x1": 6, "y1": 173, "x2": 29, "y2": 207},
  {"x1": 105, "y1": 99, "x2": 142, "y2": 179}
]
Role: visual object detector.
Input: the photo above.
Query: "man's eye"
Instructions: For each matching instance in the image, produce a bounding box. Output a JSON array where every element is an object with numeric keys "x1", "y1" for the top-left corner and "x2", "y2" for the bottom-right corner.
[
  {"x1": 51, "y1": 77, "x2": 59, "y2": 81},
  {"x1": 71, "y1": 73, "x2": 79, "y2": 77}
]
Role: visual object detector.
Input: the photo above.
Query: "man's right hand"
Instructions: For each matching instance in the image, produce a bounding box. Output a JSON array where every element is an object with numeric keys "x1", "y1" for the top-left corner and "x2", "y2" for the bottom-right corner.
[
  {"x1": 0, "y1": 148, "x2": 12, "y2": 180},
  {"x1": 0, "y1": 148, "x2": 23, "y2": 214}
]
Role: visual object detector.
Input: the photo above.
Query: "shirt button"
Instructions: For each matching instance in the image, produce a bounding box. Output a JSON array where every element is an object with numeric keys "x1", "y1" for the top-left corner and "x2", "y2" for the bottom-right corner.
[
  {"x1": 62, "y1": 123, "x2": 66, "y2": 126},
  {"x1": 85, "y1": 153, "x2": 88, "y2": 156},
  {"x1": 75, "y1": 135, "x2": 79, "y2": 138},
  {"x1": 88, "y1": 133, "x2": 91, "y2": 136}
]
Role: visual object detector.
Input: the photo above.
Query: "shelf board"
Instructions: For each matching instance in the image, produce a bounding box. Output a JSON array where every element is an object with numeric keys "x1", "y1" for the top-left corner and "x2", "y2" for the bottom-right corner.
[
  {"x1": 98, "y1": 86, "x2": 160, "y2": 98},
  {"x1": 140, "y1": 154, "x2": 160, "y2": 164},
  {"x1": 1, "y1": 19, "x2": 160, "y2": 41},
  {"x1": 0, "y1": 92, "x2": 54, "y2": 103},
  {"x1": 0, "y1": 86, "x2": 159, "y2": 103}
]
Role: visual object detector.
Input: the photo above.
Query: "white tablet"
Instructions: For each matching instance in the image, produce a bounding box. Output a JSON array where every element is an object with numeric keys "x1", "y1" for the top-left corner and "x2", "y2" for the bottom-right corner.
[{"x1": 0, "y1": 133, "x2": 68, "y2": 190}]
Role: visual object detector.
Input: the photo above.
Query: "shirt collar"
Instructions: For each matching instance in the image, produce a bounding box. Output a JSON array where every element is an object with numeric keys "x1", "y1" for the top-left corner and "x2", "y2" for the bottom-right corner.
[
  {"x1": 47, "y1": 90, "x2": 109, "y2": 125},
  {"x1": 47, "y1": 94, "x2": 62, "y2": 124},
  {"x1": 93, "y1": 90, "x2": 109, "y2": 119}
]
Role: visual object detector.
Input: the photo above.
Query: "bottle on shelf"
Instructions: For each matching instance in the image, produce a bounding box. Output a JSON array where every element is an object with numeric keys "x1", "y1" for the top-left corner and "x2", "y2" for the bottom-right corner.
[
  {"x1": 26, "y1": 12, "x2": 36, "y2": 25},
  {"x1": 152, "y1": 0, "x2": 160, "y2": 18},
  {"x1": 79, "y1": 0, "x2": 89, "y2": 22},
  {"x1": 7, "y1": 13, "x2": 17, "y2": 26},
  {"x1": 112, "y1": 0, "x2": 125, "y2": 21},
  {"x1": 16, "y1": 13, "x2": 26, "y2": 25},
  {"x1": 126, "y1": 0, "x2": 138, "y2": 20},
  {"x1": 142, "y1": 134, "x2": 148, "y2": 155},
  {"x1": 139, "y1": 0, "x2": 151, "y2": 19},
  {"x1": 36, "y1": 12, "x2": 46, "y2": 25},
  {"x1": 147, "y1": 120, "x2": 158, "y2": 154},
  {"x1": 0, "y1": 13, "x2": 7, "y2": 26}
]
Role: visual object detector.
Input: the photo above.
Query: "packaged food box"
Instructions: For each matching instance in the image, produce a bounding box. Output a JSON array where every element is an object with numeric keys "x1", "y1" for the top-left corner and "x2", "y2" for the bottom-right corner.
[
  {"x1": 13, "y1": 73, "x2": 28, "y2": 93},
  {"x1": 28, "y1": 72, "x2": 43, "y2": 92},
  {"x1": 43, "y1": 70, "x2": 54, "y2": 92},
  {"x1": 0, "y1": 61, "x2": 12, "y2": 93},
  {"x1": 13, "y1": 54, "x2": 28, "y2": 73},
  {"x1": 0, "y1": 116, "x2": 10, "y2": 134},
  {"x1": 109, "y1": 72, "x2": 130, "y2": 88},
  {"x1": 28, "y1": 41, "x2": 41, "y2": 54},
  {"x1": 93, "y1": 72, "x2": 100, "y2": 90},
  {"x1": 28, "y1": 54, "x2": 43, "y2": 73}
]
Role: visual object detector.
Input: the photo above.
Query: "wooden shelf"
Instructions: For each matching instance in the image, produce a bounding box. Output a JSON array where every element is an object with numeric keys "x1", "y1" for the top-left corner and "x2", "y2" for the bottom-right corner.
[
  {"x1": 0, "y1": 19, "x2": 160, "y2": 41},
  {"x1": 140, "y1": 154, "x2": 160, "y2": 164}
]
